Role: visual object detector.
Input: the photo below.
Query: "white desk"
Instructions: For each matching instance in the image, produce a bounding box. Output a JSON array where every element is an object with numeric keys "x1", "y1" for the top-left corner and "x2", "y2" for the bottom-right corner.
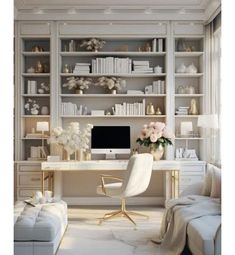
[{"x1": 41, "y1": 160, "x2": 183, "y2": 200}]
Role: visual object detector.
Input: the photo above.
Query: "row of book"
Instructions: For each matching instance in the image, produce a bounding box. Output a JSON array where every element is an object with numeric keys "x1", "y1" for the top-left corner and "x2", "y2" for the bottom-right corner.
[
  {"x1": 151, "y1": 38, "x2": 164, "y2": 52},
  {"x1": 91, "y1": 57, "x2": 132, "y2": 74},
  {"x1": 113, "y1": 99, "x2": 146, "y2": 116},
  {"x1": 132, "y1": 61, "x2": 153, "y2": 73},
  {"x1": 145, "y1": 80, "x2": 165, "y2": 94},
  {"x1": 28, "y1": 146, "x2": 48, "y2": 161},
  {"x1": 175, "y1": 106, "x2": 189, "y2": 115},
  {"x1": 61, "y1": 102, "x2": 83, "y2": 115}
]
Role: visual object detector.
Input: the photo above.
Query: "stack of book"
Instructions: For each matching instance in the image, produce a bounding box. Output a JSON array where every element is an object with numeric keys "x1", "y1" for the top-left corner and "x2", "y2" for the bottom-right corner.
[
  {"x1": 91, "y1": 57, "x2": 132, "y2": 74},
  {"x1": 175, "y1": 106, "x2": 189, "y2": 115},
  {"x1": 132, "y1": 61, "x2": 153, "y2": 73},
  {"x1": 113, "y1": 99, "x2": 146, "y2": 116},
  {"x1": 73, "y1": 63, "x2": 90, "y2": 74}
]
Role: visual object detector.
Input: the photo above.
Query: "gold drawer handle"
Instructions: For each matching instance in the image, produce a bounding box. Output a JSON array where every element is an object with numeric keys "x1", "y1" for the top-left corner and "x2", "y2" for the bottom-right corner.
[{"x1": 31, "y1": 178, "x2": 41, "y2": 181}]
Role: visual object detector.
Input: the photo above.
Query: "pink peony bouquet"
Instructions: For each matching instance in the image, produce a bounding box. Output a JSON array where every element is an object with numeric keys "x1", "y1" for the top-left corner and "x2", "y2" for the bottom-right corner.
[{"x1": 136, "y1": 122, "x2": 174, "y2": 149}]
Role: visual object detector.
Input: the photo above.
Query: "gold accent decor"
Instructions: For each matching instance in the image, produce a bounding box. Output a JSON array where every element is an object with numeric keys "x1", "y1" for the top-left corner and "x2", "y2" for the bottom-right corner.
[{"x1": 150, "y1": 144, "x2": 164, "y2": 160}]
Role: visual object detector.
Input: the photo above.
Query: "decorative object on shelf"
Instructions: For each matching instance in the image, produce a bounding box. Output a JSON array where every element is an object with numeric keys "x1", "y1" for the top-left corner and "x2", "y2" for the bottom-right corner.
[
  {"x1": 136, "y1": 122, "x2": 174, "y2": 160},
  {"x1": 35, "y1": 61, "x2": 43, "y2": 73},
  {"x1": 41, "y1": 106, "x2": 49, "y2": 115},
  {"x1": 69, "y1": 40, "x2": 76, "y2": 52},
  {"x1": 31, "y1": 45, "x2": 44, "y2": 52},
  {"x1": 63, "y1": 64, "x2": 70, "y2": 73},
  {"x1": 146, "y1": 102, "x2": 155, "y2": 115},
  {"x1": 177, "y1": 39, "x2": 187, "y2": 52},
  {"x1": 84, "y1": 150, "x2": 91, "y2": 161},
  {"x1": 43, "y1": 63, "x2": 49, "y2": 73},
  {"x1": 185, "y1": 85, "x2": 195, "y2": 94},
  {"x1": 24, "y1": 98, "x2": 40, "y2": 115},
  {"x1": 80, "y1": 38, "x2": 106, "y2": 52},
  {"x1": 176, "y1": 147, "x2": 198, "y2": 160},
  {"x1": 62, "y1": 76, "x2": 92, "y2": 94},
  {"x1": 154, "y1": 65, "x2": 163, "y2": 74},
  {"x1": 177, "y1": 85, "x2": 185, "y2": 94},
  {"x1": 38, "y1": 82, "x2": 50, "y2": 94},
  {"x1": 189, "y1": 99, "x2": 198, "y2": 115},
  {"x1": 48, "y1": 122, "x2": 93, "y2": 160},
  {"x1": 176, "y1": 63, "x2": 186, "y2": 73},
  {"x1": 36, "y1": 121, "x2": 49, "y2": 159},
  {"x1": 186, "y1": 63, "x2": 197, "y2": 73},
  {"x1": 144, "y1": 43, "x2": 151, "y2": 52},
  {"x1": 180, "y1": 122, "x2": 193, "y2": 137},
  {"x1": 155, "y1": 107, "x2": 162, "y2": 115},
  {"x1": 27, "y1": 67, "x2": 35, "y2": 73},
  {"x1": 95, "y1": 77, "x2": 126, "y2": 94}
]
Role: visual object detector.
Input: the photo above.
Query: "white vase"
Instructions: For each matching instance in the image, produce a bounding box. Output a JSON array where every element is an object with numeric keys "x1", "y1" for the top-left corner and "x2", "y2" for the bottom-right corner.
[
  {"x1": 41, "y1": 106, "x2": 49, "y2": 115},
  {"x1": 150, "y1": 144, "x2": 164, "y2": 161},
  {"x1": 176, "y1": 63, "x2": 186, "y2": 73}
]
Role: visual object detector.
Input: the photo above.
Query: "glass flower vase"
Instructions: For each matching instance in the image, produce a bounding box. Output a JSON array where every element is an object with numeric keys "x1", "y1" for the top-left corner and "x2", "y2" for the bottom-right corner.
[
  {"x1": 150, "y1": 144, "x2": 164, "y2": 161},
  {"x1": 63, "y1": 149, "x2": 71, "y2": 161}
]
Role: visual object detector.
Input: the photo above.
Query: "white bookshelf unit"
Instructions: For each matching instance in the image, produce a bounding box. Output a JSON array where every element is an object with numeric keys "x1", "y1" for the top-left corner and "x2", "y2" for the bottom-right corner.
[{"x1": 14, "y1": 21, "x2": 207, "y2": 203}]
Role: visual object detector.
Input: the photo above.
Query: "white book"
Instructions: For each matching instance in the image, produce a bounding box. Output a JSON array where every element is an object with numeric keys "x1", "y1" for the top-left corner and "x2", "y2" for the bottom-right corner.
[
  {"x1": 152, "y1": 38, "x2": 157, "y2": 52},
  {"x1": 161, "y1": 81, "x2": 165, "y2": 94},
  {"x1": 133, "y1": 61, "x2": 149, "y2": 66},
  {"x1": 75, "y1": 63, "x2": 91, "y2": 66},
  {"x1": 158, "y1": 38, "x2": 163, "y2": 52},
  {"x1": 30, "y1": 146, "x2": 38, "y2": 158},
  {"x1": 142, "y1": 99, "x2": 146, "y2": 115},
  {"x1": 27, "y1": 80, "x2": 31, "y2": 94}
]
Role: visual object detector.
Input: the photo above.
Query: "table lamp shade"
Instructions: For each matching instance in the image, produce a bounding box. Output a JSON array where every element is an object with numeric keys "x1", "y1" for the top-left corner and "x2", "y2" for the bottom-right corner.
[
  {"x1": 197, "y1": 114, "x2": 219, "y2": 129},
  {"x1": 36, "y1": 122, "x2": 49, "y2": 132},
  {"x1": 180, "y1": 122, "x2": 193, "y2": 136}
]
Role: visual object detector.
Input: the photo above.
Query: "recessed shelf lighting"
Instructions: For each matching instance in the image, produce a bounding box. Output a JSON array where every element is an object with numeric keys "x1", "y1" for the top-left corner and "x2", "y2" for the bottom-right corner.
[
  {"x1": 179, "y1": 8, "x2": 186, "y2": 14},
  {"x1": 33, "y1": 8, "x2": 44, "y2": 14}
]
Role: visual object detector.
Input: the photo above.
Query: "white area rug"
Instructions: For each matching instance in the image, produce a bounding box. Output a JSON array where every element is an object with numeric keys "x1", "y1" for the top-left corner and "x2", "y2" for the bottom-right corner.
[{"x1": 57, "y1": 206, "x2": 164, "y2": 255}]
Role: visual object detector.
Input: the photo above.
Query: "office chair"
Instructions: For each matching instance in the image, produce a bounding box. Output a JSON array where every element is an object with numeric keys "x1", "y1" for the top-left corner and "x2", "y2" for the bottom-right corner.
[{"x1": 97, "y1": 153, "x2": 153, "y2": 226}]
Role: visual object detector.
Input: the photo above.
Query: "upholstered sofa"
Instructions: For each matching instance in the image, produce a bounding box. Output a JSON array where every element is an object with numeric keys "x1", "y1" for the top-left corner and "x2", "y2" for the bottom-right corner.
[
  {"x1": 14, "y1": 200, "x2": 68, "y2": 255},
  {"x1": 180, "y1": 163, "x2": 221, "y2": 255}
]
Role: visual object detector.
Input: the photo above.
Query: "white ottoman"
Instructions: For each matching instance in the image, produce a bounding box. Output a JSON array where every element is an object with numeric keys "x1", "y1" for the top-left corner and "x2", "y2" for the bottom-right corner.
[{"x1": 14, "y1": 201, "x2": 68, "y2": 255}]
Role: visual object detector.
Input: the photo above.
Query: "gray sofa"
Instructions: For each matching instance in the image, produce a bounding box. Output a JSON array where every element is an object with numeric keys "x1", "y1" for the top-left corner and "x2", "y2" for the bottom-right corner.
[{"x1": 180, "y1": 163, "x2": 221, "y2": 255}]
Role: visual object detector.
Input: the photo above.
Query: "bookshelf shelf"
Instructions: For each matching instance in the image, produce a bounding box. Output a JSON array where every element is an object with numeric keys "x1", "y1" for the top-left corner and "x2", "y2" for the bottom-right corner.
[
  {"x1": 60, "y1": 94, "x2": 166, "y2": 98},
  {"x1": 60, "y1": 73, "x2": 166, "y2": 78},
  {"x1": 60, "y1": 115, "x2": 166, "y2": 118}
]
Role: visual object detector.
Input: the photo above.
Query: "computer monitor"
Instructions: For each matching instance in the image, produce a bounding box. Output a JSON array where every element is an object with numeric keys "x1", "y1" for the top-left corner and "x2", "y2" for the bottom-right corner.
[{"x1": 91, "y1": 126, "x2": 131, "y2": 159}]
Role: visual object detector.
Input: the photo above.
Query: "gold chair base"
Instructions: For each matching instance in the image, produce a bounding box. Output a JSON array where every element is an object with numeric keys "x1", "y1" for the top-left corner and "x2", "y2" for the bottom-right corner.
[{"x1": 98, "y1": 199, "x2": 149, "y2": 226}]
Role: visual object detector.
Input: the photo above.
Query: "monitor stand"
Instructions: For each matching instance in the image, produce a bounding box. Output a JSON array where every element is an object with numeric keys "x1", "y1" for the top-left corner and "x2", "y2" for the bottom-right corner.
[{"x1": 105, "y1": 154, "x2": 116, "y2": 160}]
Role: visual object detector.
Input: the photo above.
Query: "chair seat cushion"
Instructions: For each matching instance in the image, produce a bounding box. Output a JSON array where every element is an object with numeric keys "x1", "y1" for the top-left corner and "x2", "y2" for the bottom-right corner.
[
  {"x1": 97, "y1": 182, "x2": 123, "y2": 197},
  {"x1": 14, "y1": 201, "x2": 67, "y2": 242},
  {"x1": 187, "y1": 215, "x2": 221, "y2": 255}
]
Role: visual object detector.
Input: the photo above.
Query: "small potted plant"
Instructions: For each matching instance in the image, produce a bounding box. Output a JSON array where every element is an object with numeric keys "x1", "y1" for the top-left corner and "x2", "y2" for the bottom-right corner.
[
  {"x1": 24, "y1": 98, "x2": 40, "y2": 115},
  {"x1": 136, "y1": 122, "x2": 174, "y2": 160},
  {"x1": 63, "y1": 77, "x2": 93, "y2": 94},
  {"x1": 80, "y1": 38, "x2": 106, "y2": 52},
  {"x1": 95, "y1": 77, "x2": 126, "y2": 94}
]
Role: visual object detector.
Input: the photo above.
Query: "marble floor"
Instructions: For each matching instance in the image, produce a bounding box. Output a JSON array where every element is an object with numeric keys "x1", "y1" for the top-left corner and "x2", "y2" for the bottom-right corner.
[{"x1": 57, "y1": 206, "x2": 165, "y2": 255}]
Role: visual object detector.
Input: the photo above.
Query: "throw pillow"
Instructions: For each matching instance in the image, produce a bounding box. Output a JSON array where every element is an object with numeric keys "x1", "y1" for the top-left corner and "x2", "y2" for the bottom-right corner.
[
  {"x1": 210, "y1": 167, "x2": 221, "y2": 198},
  {"x1": 201, "y1": 164, "x2": 213, "y2": 196}
]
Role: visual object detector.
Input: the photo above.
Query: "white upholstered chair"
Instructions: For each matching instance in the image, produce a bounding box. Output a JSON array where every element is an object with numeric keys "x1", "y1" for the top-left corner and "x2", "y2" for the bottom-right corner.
[{"x1": 97, "y1": 153, "x2": 153, "y2": 226}]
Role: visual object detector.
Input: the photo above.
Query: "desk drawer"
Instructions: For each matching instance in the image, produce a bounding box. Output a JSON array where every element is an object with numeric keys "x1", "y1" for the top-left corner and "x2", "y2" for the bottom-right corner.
[
  {"x1": 17, "y1": 188, "x2": 41, "y2": 199},
  {"x1": 180, "y1": 175, "x2": 203, "y2": 186},
  {"x1": 18, "y1": 164, "x2": 41, "y2": 172},
  {"x1": 17, "y1": 172, "x2": 43, "y2": 187}
]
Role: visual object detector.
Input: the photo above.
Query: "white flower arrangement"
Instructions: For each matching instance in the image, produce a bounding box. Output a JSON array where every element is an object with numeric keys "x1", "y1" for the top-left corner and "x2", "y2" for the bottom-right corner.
[
  {"x1": 95, "y1": 77, "x2": 126, "y2": 91},
  {"x1": 24, "y1": 98, "x2": 40, "y2": 115},
  {"x1": 38, "y1": 82, "x2": 50, "y2": 94},
  {"x1": 63, "y1": 77, "x2": 92, "y2": 91},
  {"x1": 48, "y1": 122, "x2": 93, "y2": 155},
  {"x1": 80, "y1": 38, "x2": 106, "y2": 52}
]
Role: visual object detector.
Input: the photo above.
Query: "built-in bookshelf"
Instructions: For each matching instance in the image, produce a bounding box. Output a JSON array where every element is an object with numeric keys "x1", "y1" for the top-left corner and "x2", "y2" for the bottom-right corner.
[
  {"x1": 19, "y1": 38, "x2": 51, "y2": 160},
  {"x1": 58, "y1": 37, "x2": 168, "y2": 158},
  {"x1": 174, "y1": 37, "x2": 205, "y2": 160}
]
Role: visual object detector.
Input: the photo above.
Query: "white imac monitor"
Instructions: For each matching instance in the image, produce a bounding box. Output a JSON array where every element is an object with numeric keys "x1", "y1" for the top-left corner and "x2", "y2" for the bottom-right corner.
[{"x1": 91, "y1": 126, "x2": 131, "y2": 159}]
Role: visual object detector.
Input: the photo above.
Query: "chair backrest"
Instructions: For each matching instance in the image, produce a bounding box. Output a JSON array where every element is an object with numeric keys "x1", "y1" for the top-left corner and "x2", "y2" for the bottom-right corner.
[{"x1": 121, "y1": 153, "x2": 153, "y2": 198}]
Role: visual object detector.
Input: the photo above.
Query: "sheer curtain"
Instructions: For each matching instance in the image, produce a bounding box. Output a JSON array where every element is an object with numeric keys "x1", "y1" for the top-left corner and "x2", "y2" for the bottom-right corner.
[{"x1": 205, "y1": 14, "x2": 221, "y2": 165}]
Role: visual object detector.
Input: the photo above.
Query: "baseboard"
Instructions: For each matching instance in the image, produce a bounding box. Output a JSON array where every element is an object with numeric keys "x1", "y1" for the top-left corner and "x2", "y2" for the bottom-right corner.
[{"x1": 63, "y1": 196, "x2": 165, "y2": 206}]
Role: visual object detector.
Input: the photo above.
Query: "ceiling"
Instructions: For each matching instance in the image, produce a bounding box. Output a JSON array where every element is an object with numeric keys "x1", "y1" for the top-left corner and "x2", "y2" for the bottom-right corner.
[{"x1": 14, "y1": 0, "x2": 221, "y2": 21}]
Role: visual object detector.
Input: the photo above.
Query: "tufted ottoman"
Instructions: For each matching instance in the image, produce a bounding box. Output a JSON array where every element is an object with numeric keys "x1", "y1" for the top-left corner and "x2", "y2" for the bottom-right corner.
[{"x1": 14, "y1": 200, "x2": 68, "y2": 255}]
